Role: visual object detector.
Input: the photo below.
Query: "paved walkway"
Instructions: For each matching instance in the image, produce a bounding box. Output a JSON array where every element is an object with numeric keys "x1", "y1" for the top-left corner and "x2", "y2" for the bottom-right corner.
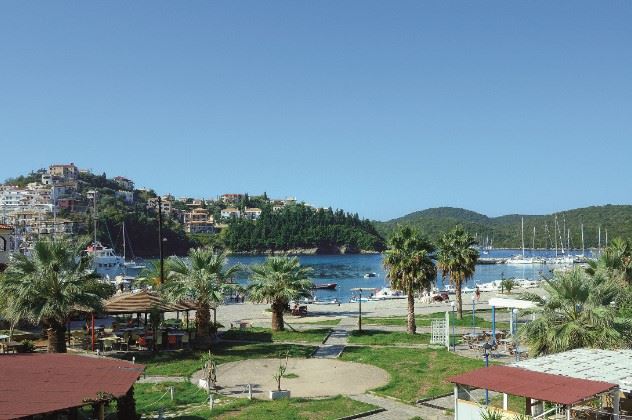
[
  {"x1": 350, "y1": 393, "x2": 450, "y2": 420},
  {"x1": 311, "y1": 316, "x2": 355, "y2": 358}
]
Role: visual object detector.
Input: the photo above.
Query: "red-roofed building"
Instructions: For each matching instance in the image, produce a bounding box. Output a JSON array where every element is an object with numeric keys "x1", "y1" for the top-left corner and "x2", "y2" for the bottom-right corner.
[
  {"x1": 0, "y1": 354, "x2": 143, "y2": 419},
  {"x1": 448, "y1": 365, "x2": 620, "y2": 420}
]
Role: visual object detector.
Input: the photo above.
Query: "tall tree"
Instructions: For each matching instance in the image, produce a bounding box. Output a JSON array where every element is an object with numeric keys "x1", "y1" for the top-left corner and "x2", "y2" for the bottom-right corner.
[
  {"x1": 437, "y1": 226, "x2": 479, "y2": 319},
  {"x1": 586, "y1": 238, "x2": 632, "y2": 284},
  {"x1": 383, "y1": 226, "x2": 436, "y2": 334},
  {"x1": 161, "y1": 248, "x2": 240, "y2": 349},
  {"x1": 247, "y1": 257, "x2": 313, "y2": 331},
  {"x1": 520, "y1": 267, "x2": 626, "y2": 355},
  {"x1": 0, "y1": 239, "x2": 108, "y2": 352}
]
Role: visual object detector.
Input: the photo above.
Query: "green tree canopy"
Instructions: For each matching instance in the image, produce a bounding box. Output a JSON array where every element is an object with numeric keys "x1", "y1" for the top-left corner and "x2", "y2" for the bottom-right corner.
[
  {"x1": 383, "y1": 226, "x2": 436, "y2": 334},
  {"x1": 0, "y1": 238, "x2": 111, "y2": 352},
  {"x1": 247, "y1": 257, "x2": 313, "y2": 331},
  {"x1": 437, "y1": 226, "x2": 479, "y2": 319}
]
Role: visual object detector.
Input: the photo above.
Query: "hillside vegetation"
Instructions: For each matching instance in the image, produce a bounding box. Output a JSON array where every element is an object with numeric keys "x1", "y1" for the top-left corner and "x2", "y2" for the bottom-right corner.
[
  {"x1": 374, "y1": 205, "x2": 632, "y2": 248},
  {"x1": 224, "y1": 204, "x2": 386, "y2": 253}
]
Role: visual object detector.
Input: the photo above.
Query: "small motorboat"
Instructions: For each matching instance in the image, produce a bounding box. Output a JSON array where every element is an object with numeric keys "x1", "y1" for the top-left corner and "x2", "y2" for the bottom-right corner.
[
  {"x1": 311, "y1": 283, "x2": 337, "y2": 290},
  {"x1": 363, "y1": 272, "x2": 378, "y2": 278},
  {"x1": 312, "y1": 298, "x2": 341, "y2": 305}
]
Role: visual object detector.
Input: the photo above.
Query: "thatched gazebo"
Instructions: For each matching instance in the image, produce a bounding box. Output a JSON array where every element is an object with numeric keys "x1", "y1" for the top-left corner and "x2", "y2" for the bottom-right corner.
[{"x1": 90, "y1": 290, "x2": 198, "y2": 351}]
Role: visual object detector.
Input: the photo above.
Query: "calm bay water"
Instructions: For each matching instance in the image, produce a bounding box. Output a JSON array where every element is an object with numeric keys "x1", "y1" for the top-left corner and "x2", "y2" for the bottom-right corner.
[{"x1": 227, "y1": 249, "x2": 593, "y2": 302}]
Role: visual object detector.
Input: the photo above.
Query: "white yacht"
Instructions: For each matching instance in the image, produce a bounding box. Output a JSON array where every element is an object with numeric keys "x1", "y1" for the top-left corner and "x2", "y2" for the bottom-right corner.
[
  {"x1": 369, "y1": 287, "x2": 406, "y2": 300},
  {"x1": 86, "y1": 242, "x2": 125, "y2": 279}
]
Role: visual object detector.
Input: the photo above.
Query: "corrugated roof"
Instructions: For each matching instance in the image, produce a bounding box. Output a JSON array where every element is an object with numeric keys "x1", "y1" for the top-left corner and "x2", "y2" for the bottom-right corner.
[
  {"x1": 448, "y1": 365, "x2": 616, "y2": 405},
  {"x1": 103, "y1": 290, "x2": 198, "y2": 314},
  {"x1": 0, "y1": 354, "x2": 143, "y2": 419},
  {"x1": 513, "y1": 348, "x2": 632, "y2": 393}
]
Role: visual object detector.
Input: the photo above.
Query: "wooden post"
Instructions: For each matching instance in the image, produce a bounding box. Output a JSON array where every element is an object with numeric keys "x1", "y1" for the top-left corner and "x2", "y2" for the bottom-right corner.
[{"x1": 98, "y1": 402, "x2": 105, "y2": 420}]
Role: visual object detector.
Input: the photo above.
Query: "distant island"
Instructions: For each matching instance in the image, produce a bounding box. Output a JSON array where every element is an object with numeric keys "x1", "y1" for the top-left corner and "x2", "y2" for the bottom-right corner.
[{"x1": 374, "y1": 206, "x2": 632, "y2": 249}]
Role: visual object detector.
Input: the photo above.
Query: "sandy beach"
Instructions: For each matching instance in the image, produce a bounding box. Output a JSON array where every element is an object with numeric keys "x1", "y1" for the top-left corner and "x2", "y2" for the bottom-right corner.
[{"x1": 208, "y1": 288, "x2": 546, "y2": 328}]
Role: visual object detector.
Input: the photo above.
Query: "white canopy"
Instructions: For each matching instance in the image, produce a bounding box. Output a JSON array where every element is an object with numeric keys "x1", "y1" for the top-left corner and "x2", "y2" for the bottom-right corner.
[{"x1": 488, "y1": 297, "x2": 536, "y2": 310}]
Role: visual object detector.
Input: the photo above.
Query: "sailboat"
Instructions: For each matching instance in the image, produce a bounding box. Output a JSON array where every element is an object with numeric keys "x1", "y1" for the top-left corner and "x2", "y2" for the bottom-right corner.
[{"x1": 506, "y1": 218, "x2": 538, "y2": 265}]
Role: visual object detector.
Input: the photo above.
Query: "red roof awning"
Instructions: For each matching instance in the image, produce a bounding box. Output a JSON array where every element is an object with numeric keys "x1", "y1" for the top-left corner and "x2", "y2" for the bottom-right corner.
[
  {"x1": 0, "y1": 354, "x2": 144, "y2": 419},
  {"x1": 448, "y1": 365, "x2": 616, "y2": 405}
]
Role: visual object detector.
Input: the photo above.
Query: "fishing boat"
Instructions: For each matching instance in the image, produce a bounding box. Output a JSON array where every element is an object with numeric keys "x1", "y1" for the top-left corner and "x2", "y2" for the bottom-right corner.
[
  {"x1": 311, "y1": 283, "x2": 337, "y2": 290},
  {"x1": 363, "y1": 272, "x2": 377, "y2": 278}
]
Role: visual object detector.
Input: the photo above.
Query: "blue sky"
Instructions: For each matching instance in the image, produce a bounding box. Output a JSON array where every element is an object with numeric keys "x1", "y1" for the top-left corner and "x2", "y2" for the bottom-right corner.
[{"x1": 1, "y1": 2, "x2": 630, "y2": 221}]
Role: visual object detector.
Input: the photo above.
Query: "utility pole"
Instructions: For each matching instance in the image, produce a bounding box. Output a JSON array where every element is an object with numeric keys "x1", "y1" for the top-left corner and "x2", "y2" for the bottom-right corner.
[{"x1": 158, "y1": 196, "x2": 164, "y2": 285}]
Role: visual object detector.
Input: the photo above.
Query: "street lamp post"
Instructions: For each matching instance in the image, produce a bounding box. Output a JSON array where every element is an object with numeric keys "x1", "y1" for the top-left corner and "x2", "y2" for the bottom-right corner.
[
  {"x1": 512, "y1": 308, "x2": 519, "y2": 361},
  {"x1": 450, "y1": 301, "x2": 456, "y2": 351},
  {"x1": 482, "y1": 342, "x2": 493, "y2": 405},
  {"x1": 471, "y1": 293, "x2": 476, "y2": 335},
  {"x1": 350, "y1": 288, "x2": 368, "y2": 332}
]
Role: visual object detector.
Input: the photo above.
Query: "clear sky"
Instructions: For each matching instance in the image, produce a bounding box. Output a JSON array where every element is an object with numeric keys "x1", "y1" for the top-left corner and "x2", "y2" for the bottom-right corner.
[{"x1": 1, "y1": 2, "x2": 630, "y2": 221}]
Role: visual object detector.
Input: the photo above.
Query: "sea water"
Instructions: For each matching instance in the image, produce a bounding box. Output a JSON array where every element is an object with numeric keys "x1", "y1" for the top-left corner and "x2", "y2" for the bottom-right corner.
[{"x1": 227, "y1": 249, "x2": 592, "y2": 302}]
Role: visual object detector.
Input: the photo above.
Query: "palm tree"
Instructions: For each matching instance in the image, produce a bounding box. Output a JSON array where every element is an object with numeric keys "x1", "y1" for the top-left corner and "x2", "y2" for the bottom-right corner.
[
  {"x1": 383, "y1": 226, "x2": 436, "y2": 334},
  {"x1": 161, "y1": 248, "x2": 240, "y2": 349},
  {"x1": 586, "y1": 238, "x2": 632, "y2": 284},
  {"x1": 437, "y1": 226, "x2": 479, "y2": 319},
  {"x1": 248, "y1": 257, "x2": 313, "y2": 331},
  {"x1": 0, "y1": 239, "x2": 107, "y2": 353},
  {"x1": 519, "y1": 267, "x2": 626, "y2": 356}
]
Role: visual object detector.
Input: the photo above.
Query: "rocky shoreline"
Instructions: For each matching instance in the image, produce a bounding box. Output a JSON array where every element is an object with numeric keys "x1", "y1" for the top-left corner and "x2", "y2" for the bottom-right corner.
[{"x1": 230, "y1": 246, "x2": 381, "y2": 256}]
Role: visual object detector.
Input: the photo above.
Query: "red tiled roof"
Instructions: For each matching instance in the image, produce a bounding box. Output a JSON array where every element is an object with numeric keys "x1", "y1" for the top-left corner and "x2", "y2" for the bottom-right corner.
[
  {"x1": 0, "y1": 354, "x2": 144, "y2": 419},
  {"x1": 448, "y1": 365, "x2": 616, "y2": 405}
]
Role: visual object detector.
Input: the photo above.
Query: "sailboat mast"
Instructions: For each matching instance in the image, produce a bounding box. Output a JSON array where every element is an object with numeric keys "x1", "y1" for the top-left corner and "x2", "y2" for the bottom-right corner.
[
  {"x1": 598, "y1": 226, "x2": 602, "y2": 256},
  {"x1": 93, "y1": 192, "x2": 97, "y2": 246},
  {"x1": 581, "y1": 223, "x2": 585, "y2": 256},
  {"x1": 521, "y1": 217, "x2": 525, "y2": 258},
  {"x1": 554, "y1": 216, "x2": 558, "y2": 257},
  {"x1": 122, "y1": 222, "x2": 127, "y2": 277},
  {"x1": 532, "y1": 226, "x2": 536, "y2": 254}
]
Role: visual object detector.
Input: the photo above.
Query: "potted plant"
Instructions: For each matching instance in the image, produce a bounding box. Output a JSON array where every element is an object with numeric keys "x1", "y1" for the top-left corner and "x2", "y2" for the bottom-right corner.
[{"x1": 269, "y1": 352, "x2": 291, "y2": 400}]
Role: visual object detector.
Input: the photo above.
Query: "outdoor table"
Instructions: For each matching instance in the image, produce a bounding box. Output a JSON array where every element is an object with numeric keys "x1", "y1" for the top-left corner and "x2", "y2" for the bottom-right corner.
[
  {"x1": 498, "y1": 338, "x2": 513, "y2": 352},
  {"x1": 1, "y1": 341, "x2": 22, "y2": 354},
  {"x1": 97, "y1": 337, "x2": 119, "y2": 351}
]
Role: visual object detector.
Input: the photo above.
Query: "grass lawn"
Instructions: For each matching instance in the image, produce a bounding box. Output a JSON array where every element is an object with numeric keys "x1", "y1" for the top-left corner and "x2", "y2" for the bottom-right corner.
[
  {"x1": 221, "y1": 327, "x2": 330, "y2": 344},
  {"x1": 172, "y1": 395, "x2": 378, "y2": 419},
  {"x1": 135, "y1": 381, "x2": 208, "y2": 415},
  {"x1": 127, "y1": 342, "x2": 317, "y2": 377},
  {"x1": 347, "y1": 330, "x2": 430, "y2": 345},
  {"x1": 362, "y1": 312, "x2": 510, "y2": 330},
  {"x1": 489, "y1": 393, "x2": 526, "y2": 414},
  {"x1": 340, "y1": 346, "x2": 484, "y2": 403}
]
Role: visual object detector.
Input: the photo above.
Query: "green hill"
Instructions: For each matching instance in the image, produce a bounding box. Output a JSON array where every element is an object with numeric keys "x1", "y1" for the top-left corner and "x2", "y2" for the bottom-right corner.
[{"x1": 374, "y1": 205, "x2": 632, "y2": 249}]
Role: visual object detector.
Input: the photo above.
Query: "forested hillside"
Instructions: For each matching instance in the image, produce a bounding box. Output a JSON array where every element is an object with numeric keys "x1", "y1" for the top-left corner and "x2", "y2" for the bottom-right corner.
[
  {"x1": 224, "y1": 204, "x2": 386, "y2": 253},
  {"x1": 374, "y1": 205, "x2": 632, "y2": 248}
]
